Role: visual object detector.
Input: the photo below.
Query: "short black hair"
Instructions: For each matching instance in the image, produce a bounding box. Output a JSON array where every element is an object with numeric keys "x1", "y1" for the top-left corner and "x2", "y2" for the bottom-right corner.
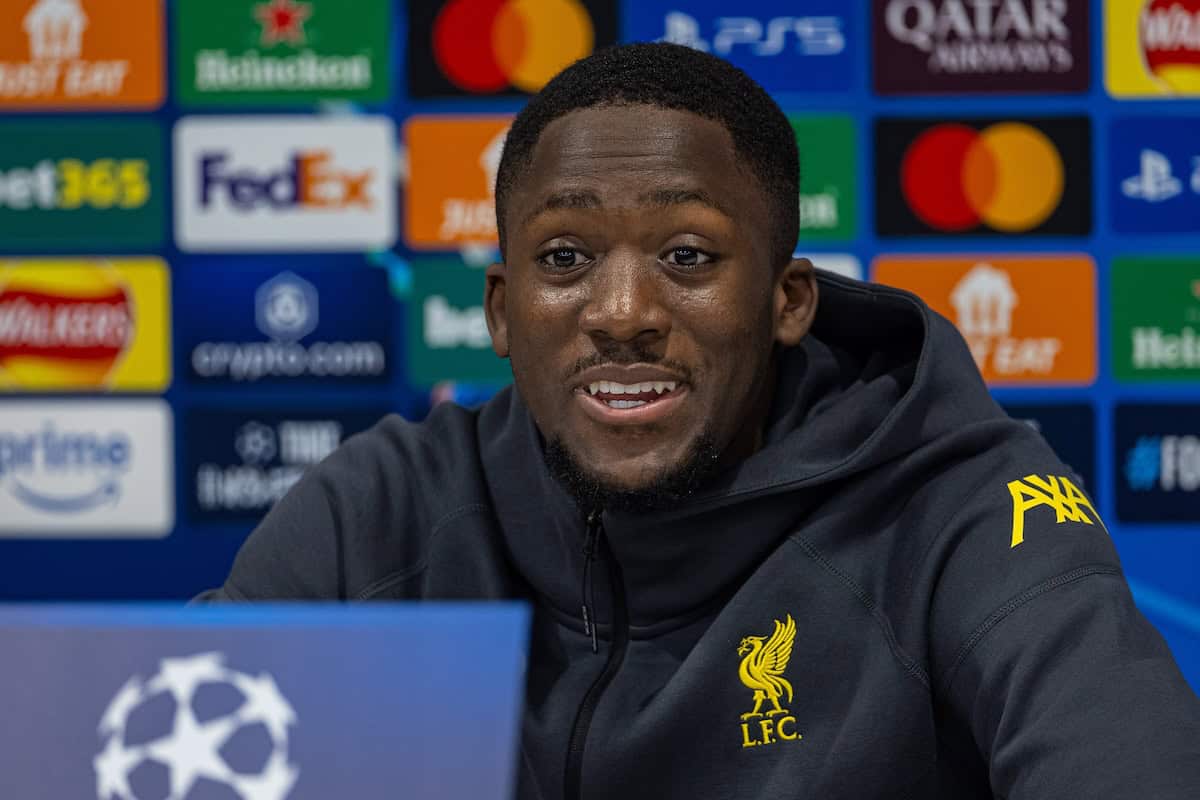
[{"x1": 494, "y1": 42, "x2": 799, "y2": 266}]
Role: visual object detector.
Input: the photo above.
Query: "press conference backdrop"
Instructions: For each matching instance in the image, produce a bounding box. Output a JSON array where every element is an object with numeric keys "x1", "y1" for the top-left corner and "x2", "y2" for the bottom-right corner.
[{"x1": 0, "y1": 1, "x2": 1197, "y2": 685}]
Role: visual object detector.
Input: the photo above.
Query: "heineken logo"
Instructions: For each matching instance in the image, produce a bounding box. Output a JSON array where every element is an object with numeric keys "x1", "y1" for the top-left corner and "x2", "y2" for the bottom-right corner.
[
  {"x1": 175, "y1": 0, "x2": 391, "y2": 106},
  {"x1": 1112, "y1": 257, "x2": 1200, "y2": 381}
]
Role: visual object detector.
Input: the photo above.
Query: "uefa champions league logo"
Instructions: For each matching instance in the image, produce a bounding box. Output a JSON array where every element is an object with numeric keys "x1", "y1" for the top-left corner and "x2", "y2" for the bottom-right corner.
[{"x1": 93, "y1": 652, "x2": 299, "y2": 800}]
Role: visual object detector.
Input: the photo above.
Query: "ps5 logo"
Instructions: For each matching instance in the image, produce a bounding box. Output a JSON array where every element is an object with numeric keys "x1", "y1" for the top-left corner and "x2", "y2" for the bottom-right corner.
[
  {"x1": 1121, "y1": 149, "x2": 1200, "y2": 203},
  {"x1": 660, "y1": 12, "x2": 845, "y2": 57}
]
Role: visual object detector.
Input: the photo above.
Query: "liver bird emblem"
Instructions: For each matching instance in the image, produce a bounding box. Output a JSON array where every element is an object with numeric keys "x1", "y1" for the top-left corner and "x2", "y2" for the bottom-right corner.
[{"x1": 737, "y1": 614, "x2": 796, "y2": 720}]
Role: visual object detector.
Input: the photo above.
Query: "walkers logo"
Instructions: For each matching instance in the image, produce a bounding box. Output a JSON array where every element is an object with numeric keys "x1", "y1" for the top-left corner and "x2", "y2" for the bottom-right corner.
[
  {"x1": 1111, "y1": 117, "x2": 1200, "y2": 233},
  {"x1": 1106, "y1": 0, "x2": 1200, "y2": 97},
  {"x1": 175, "y1": 0, "x2": 390, "y2": 106},
  {"x1": 737, "y1": 614, "x2": 801, "y2": 748},
  {"x1": 186, "y1": 408, "x2": 382, "y2": 522},
  {"x1": 625, "y1": 1, "x2": 854, "y2": 93},
  {"x1": 0, "y1": 400, "x2": 172, "y2": 536},
  {"x1": 405, "y1": 117, "x2": 510, "y2": 249},
  {"x1": 176, "y1": 263, "x2": 391, "y2": 385},
  {"x1": 873, "y1": 255, "x2": 1097, "y2": 384},
  {"x1": 0, "y1": 120, "x2": 164, "y2": 248},
  {"x1": 174, "y1": 116, "x2": 396, "y2": 252},
  {"x1": 408, "y1": 257, "x2": 510, "y2": 385},
  {"x1": 0, "y1": 259, "x2": 169, "y2": 391},
  {"x1": 875, "y1": 117, "x2": 1091, "y2": 237},
  {"x1": 0, "y1": 0, "x2": 163, "y2": 109},
  {"x1": 1003, "y1": 403, "x2": 1097, "y2": 501},
  {"x1": 1112, "y1": 257, "x2": 1200, "y2": 381},
  {"x1": 1116, "y1": 404, "x2": 1200, "y2": 522},
  {"x1": 408, "y1": 0, "x2": 618, "y2": 98},
  {"x1": 872, "y1": 0, "x2": 1089, "y2": 95},
  {"x1": 1006, "y1": 473, "x2": 1104, "y2": 548},
  {"x1": 791, "y1": 115, "x2": 856, "y2": 241}
]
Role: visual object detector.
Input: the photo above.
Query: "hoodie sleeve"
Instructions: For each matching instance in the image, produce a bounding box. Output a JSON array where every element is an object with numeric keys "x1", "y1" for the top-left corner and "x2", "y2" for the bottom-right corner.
[{"x1": 928, "y1": 461, "x2": 1200, "y2": 797}]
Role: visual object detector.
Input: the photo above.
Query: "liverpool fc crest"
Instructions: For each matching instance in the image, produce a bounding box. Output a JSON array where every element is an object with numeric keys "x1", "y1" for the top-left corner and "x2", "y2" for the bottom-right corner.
[{"x1": 737, "y1": 614, "x2": 801, "y2": 747}]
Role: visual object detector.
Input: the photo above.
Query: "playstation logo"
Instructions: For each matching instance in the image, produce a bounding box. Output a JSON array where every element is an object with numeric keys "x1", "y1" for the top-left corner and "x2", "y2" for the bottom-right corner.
[
  {"x1": 255, "y1": 272, "x2": 318, "y2": 342},
  {"x1": 1122, "y1": 149, "x2": 1184, "y2": 203}
]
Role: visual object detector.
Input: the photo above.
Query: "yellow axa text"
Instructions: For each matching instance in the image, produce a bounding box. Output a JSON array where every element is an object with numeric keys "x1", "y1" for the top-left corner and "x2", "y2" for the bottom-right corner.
[{"x1": 1007, "y1": 474, "x2": 1106, "y2": 548}]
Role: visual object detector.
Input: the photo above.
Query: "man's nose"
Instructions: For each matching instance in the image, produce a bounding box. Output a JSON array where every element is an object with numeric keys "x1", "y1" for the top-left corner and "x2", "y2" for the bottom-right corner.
[{"x1": 578, "y1": 249, "x2": 671, "y2": 345}]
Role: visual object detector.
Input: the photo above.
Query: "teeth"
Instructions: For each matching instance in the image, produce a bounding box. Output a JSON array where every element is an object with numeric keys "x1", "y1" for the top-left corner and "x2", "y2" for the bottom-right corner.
[
  {"x1": 586, "y1": 380, "x2": 679, "y2": 396},
  {"x1": 606, "y1": 399, "x2": 647, "y2": 409}
]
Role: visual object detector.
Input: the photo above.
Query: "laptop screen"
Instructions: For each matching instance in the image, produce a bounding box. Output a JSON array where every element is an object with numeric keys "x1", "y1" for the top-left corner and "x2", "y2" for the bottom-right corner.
[{"x1": 0, "y1": 603, "x2": 529, "y2": 800}]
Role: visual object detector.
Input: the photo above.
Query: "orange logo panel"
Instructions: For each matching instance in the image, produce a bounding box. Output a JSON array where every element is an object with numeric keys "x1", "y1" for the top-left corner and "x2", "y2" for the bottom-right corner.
[
  {"x1": 0, "y1": 0, "x2": 163, "y2": 110},
  {"x1": 873, "y1": 255, "x2": 1096, "y2": 386},
  {"x1": 405, "y1": 116, "x2": 512, "y2": 249}
]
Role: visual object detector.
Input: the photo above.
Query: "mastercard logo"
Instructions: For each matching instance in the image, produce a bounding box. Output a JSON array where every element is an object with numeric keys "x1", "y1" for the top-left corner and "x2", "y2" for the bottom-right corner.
[
  {"x1": 900, "y1": 123, "x2": 1065, "y2": 233},
  {"x1": 431, "y1": 0, "x2": 597, "y2": 93}
]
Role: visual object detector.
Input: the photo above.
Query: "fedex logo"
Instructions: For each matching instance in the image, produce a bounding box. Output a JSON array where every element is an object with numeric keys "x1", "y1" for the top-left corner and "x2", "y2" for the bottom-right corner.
[
  {"x1": 198, "y1": 151, "x2": 372, "y2": 211},
  {"x1": 174, "y1": 116, "x2": 396, "y2": 252}
]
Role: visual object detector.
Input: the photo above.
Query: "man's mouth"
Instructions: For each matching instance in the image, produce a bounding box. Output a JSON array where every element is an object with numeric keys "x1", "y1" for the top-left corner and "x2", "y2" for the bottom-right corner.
[{"x1": 584, "y1": 380, "x2": 679, "y2": 409}]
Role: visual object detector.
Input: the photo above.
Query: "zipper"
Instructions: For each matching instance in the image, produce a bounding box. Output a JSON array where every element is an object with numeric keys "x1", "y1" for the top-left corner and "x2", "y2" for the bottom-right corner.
[{"x1": 564, "y1": 513, "x2": 630, "y2": 800}]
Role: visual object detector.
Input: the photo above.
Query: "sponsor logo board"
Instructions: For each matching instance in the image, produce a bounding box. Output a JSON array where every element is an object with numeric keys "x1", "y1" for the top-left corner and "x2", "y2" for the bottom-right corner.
[
  {"x1": 872, "y1": 0, "x2": 1089, "y2": 94},
  {"x1": 1002, "y1": 403, "x2": 1097, "y2": 502},
  {"x1": 804, "y1": 254, "x2": 862, "y2": 281},
  {"x1": 404, "y1": 116, "x2": 510, "y2": 249},
  {"x1": 0, "y1": 0, "x2": 164, "y2": 109},
  {"x1": 875, "y1": 116, "x2": 1091, "y2": 237},
  {"x1": 791, "y1": 115, "x2": 856, "y2": 241},
  {"x1": 186, "y1": 408, "x2": 383, "y2": 522},
  {"x1": 1106, "y1": 0, "x2": 1200, "y2": 97},
  {"x1": 175, "y1": 0, "x2": 390, "y2": 106},
  {"x1": 1111, "y1": 256, "x2": 1200, "y2": 380},
  {"x1": 873, "y1": 255, "x2": 1097, "y2": 384},
  {"x1": 0, "y1": 120, "x2": 164, "y2": 248},
  {"x1": 175, "y1": 263, "x2": 392, "y2": 385},
  {"x1": 625, "y1": 1, "x2": 854, "y2": 93},
  {"x1": 1117, "y1": 404, "x2": 1200, "y2": 522},
  {"x1": 0, "y1": 399, "x2": 172, "y2": 536},
  {"x1": 407, "y1": 0, "x2": 618, "y2": 98},
  {"x1": 174, "y1": 116, "x2": 396, "y2": 252},
  {"x1": 0, "y1": 258, "x2": 169, "y2": 391},
  {"x1": 1111, "y1": 117, "x2": 1200, "y2": 233},
  {"x1": 408, "y1": 257, "x2": 511, "y2": 386}
]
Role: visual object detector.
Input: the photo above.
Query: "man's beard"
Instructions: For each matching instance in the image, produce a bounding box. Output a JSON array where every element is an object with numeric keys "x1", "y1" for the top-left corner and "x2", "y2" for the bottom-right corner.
[{"x1": 544, "y1": 431, "x2": 721, "y2": 514}]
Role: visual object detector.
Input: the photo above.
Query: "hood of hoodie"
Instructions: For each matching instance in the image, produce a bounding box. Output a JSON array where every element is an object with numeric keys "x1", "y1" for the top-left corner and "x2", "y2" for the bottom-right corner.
[{"x1": 479, "y1": 272, "x2": 1006, "y2": 634}]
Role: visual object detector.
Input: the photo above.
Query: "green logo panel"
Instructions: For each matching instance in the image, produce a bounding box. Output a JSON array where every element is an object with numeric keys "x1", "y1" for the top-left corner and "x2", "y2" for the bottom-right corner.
[
  {"x1": 790, "y1": 115, "x2": 857, "y2": 243},
  {"x1": 175, "y1": 0, "x2": 391, "y2": 106},
  {"x1": 0, "y1": 121, "x2": 165, "y2": 249},
  {"x1": 1112, "y1": 257, "x2": 1200, "y2": 381},
  {"x1": 407, "y1": 257, "x2": 512, "y2": 386}
]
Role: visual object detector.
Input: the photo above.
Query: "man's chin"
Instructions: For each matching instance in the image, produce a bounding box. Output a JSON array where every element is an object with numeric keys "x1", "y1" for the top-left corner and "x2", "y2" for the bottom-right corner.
[{"x1": 544, "y1": 431, "x2": 720, "y2": 514}]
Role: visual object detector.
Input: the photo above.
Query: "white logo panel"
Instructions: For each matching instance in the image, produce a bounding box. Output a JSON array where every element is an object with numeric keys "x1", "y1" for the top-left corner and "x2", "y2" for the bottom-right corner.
[
  {"x1": 0, "y1": 399, "x2": 173, "y2": 536},
  {"x1": 174, "y1": 116, "x2": 396, "y2": 252}
]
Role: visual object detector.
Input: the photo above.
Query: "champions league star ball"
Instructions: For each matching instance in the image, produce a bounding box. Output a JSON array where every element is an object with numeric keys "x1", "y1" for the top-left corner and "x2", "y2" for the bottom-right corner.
[{"x1": 93, "y1": 652, "x2": 299, "y2": 800}]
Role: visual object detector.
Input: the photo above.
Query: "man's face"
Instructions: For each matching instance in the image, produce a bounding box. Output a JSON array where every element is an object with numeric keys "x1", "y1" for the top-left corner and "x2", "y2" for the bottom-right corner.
[{"x1": 486, "y1": 105, "x2": 814, "y2": 503}]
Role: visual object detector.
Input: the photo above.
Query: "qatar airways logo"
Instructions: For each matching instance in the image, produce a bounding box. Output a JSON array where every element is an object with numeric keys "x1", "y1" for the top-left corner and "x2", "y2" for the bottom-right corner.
[{"x1": 174, "y1": 116, "x2": 396, "y2": 252}]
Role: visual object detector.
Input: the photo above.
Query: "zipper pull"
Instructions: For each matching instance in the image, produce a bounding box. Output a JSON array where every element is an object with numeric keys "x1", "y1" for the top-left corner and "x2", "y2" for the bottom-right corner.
[{"x1": 580, "y1": 510, "x2": 601, "y2": 654}]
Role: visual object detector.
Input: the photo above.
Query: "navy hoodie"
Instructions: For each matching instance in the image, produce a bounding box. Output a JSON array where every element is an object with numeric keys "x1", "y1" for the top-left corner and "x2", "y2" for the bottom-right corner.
[{"x1": 203, "y1": 273, "x2": 1200, "y2": 799}]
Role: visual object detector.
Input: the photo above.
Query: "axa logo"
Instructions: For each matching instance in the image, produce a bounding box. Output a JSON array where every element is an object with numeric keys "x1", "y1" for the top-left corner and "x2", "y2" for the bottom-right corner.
[
  {"x1": 1122, "y1": 149, "x2": 1200, "y2": 202},
  {"x1": 660, "y1": 12, "x2": 844, "y2": 57},
  {"x1": 95, "y1": 652, "x2": 299, "y2": 800},
  {"x1": 738, "y1": 614, "x2": 802, "y2": 748},
  {"x1": 1140, "y1": 0, "x2": 1200, "y2": 92},
  {"x1": 198, "y1": 150, "x2": 372, "y2": 212},
  {"x1": 0, "y1": 157, "x2": 150, "y2": 211},
  {"x1": 1125, "y1": 435, "x2": 1200, "y2": 493},
  {"x1": 1007, "y1": 474, "x2": 1104, "y2": 548}
]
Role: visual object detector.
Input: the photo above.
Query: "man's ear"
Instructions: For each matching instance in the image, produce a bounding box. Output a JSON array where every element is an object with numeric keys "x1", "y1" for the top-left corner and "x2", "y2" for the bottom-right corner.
[
  {"x1": 773, "y1": 257, "x2": 818, "y2": 347},
  {"x1": 484, "y1": 261, "x2": 509, "y2": 358}
]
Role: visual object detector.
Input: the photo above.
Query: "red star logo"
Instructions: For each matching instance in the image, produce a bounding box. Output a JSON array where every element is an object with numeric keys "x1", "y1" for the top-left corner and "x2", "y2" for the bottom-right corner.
[{"x1": 254, "y1": 0, "x2": 312, "y2": 47}]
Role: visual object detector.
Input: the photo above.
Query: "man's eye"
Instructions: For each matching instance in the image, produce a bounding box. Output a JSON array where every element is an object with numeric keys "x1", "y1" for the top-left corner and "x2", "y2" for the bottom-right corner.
[
  {"x1": 663, "y1": 247, "x2": 713, "y2": 268},
  {"x1": 538, "y1": 248, "x2": 588, "y2": 269}
]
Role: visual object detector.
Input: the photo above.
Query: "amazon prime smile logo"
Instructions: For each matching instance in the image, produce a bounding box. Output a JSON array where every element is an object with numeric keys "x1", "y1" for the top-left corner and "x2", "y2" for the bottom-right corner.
[{"x1": 0, "y1": 400, "x2": 172, "y2": 536}]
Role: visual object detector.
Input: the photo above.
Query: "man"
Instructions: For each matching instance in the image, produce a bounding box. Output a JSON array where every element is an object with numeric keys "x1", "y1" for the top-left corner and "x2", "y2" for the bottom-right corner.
[{"x1": 203, "y1": 43, "x2": 1200, "y2": 798}]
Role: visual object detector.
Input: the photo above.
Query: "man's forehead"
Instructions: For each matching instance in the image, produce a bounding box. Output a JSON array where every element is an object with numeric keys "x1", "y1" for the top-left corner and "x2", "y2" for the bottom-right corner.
[{"x1": 529, "y1": 104, "x2": 738, "y2": 167}]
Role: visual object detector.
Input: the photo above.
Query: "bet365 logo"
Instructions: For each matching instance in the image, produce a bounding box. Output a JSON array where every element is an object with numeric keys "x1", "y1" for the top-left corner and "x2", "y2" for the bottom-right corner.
[{"x1": 0, "y1": 157, "x2": 149, "y2": 210}]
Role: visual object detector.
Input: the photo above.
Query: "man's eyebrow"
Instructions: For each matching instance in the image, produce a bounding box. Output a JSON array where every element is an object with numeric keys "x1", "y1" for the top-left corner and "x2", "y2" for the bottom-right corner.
[{"x1": 522, "y1": 187, "x2": 732, "y2": 226}]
